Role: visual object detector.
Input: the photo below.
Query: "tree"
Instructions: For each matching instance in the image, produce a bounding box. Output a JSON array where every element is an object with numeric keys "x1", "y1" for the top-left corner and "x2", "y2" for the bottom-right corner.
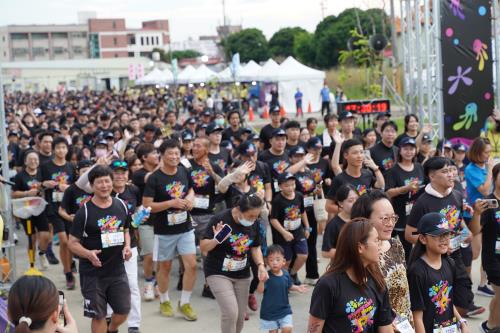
[
  {"x1": 222, "y1": 28, "x2": 270, "y2": 63},
  {"x1": 171, "y1": 49, "x2": 202, "y2": 59},
  {"x1": 294, "y1": 31, "x2": 316, "y2": 66},
  {"x1": 269, "y1": 27, "x2": 307, "y2": 58}
]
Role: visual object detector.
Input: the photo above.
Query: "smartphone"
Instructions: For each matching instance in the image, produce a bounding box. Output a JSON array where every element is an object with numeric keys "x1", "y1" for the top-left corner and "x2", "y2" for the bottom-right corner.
[
  {"x1": 482, "y1": 199, "x2": 499, "y2": 209},
  {"x1": 58, "y1": 291, "x2": 66, "y2": 326},
  {"x1": 363, "y1": 150, "x2": 371, "y2": 159},
  {"x1": 214, "y1": 224, "x2": 232, "y2": 244}
]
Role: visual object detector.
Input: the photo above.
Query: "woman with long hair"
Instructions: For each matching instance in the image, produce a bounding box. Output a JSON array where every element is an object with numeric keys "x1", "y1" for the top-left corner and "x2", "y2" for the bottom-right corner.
[
  {"x1": 308, "y1": 219, "x2": 394, "y2": 332},
  {"x1": 395, "y1": 114, "x2": 420, "y2": 147}
]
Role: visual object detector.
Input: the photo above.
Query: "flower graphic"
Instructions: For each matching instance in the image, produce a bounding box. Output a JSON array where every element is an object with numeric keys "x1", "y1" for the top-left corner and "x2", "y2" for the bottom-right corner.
[
  {"x1": 248, "y1": 175, "x2": 264, "y2": 192},
  {"x1": 273, "y1": 160, "x2": 289, "y2": 174},
  {"x1": 165, "y1": 181, "x2": 185, "y2": 199},
  {"x1": 356, "y1": 184, "x2": 368, "y2": 196},
  {"x1": 191, "y1": 169, "x2": 209, "y2": 188},
  {"x1": 428, "y1": 280, "x2": 452, "y2": 315},
  {"x1": 98, "y1": 215, "x2": 123, "y2": 233},
  {"x1": 447, "y1": 66, "x2": 473, "y2": 95},
  {"x1": 297, "y1": 175, "x2": 315, "y2": 193},
  {"x1": 51, "y1": 171, "x2": 69, "y2": 185},
  {"x1": 228, "y1": 233, "x2": 253, "y2": 256},
  {"x1": 439, "y1": 205, "x2": 460, "y2": 231},
  {"x1": 345, "y1": 297, "x2": 376, "y2": 333},
  {"x1": 285, "y1": 205, "x2": 301, "y2": 220}
]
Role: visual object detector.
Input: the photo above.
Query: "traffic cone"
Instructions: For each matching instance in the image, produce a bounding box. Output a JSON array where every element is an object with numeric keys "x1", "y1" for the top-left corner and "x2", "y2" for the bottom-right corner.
[
  {"x1": 262, "y1": 105, "x2": 269, "y2": 119},
  {"x1": 279, "y1": 106, "x2": 285, "y2": 117},
  {"x1": 308, "y1": 102, "x2": 312, "y2": 113},
  {"x1": 248, "y1": 106, "x2": 254, "y2": 121}
]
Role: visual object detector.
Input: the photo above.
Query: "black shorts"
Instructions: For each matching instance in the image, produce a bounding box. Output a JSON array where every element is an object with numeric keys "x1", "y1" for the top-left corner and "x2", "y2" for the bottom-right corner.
[
  {"x1": 450, "y1": 251, "x2": 473, "y2": 310},
  {"x1": 460, "y1": 246, "x2": 473, "y2": 267},
  {"x1": 80, "y1": 273, "x2": 130, "y2": 319},
  {"x1": 48, "y1": 214, "x2": 71, "y2": 234},
  {"x1": 486, "y1": 274, "x2": 500, "y2": 287},
  {"x1": 21, "y1": 213, "x2": 49, "y2": 234}
]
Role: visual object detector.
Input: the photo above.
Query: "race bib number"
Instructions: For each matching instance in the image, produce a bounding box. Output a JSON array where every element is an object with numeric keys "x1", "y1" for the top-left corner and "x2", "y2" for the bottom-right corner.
[
  {"x1": 405, "y1": 202, "x2": 413, "y2": 216},
  {"x1": 449, "y1": 236, "x2": 461, "y2": 252},
  {"x1": 194, "y1": 196, "x2": 209, "y2": 209},
  {"x1": 273, "y1": 180, "x2": 280, "y2": 193},
  {"x1": 304, "y1": 196, "x2": 314, "y2": 208},
  {"x1": 496, "y1": 238, "x2": 500, "y2": 254},
  {"x1": 433, "y1": 324, "x2": 458, "y2": 333},
  {"x1": 395, "y1": 319, "x2": 414, "y2": 333},
  {"x1": 222, "y1": 257, "x2": 247, "y2": 272},
  {"x1": 167, "y1": 211, "x2": 188, "y2": 225},
  {"x1": 101, "y1": 231, "x2": 124, "y2": 248},
  {"x1": 284, "y1": 219, "x2": 301, "y2": 231},
  {"x1": 52, "y1": 191, "x2": 64, "y2": 202}
]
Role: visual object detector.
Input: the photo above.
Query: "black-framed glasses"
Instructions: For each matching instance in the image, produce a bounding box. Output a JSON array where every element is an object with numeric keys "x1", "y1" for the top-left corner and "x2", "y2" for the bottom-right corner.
[{"x1": 426, "y1": 232, "x2": 453, "y2": 241}]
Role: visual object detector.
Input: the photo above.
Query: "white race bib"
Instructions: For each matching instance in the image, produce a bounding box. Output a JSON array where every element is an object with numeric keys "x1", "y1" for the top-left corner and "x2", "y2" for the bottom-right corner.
[
  {"x1": 194, "y1": 196, "x2": 209, "y2": 209},
  {"x1": 449, "y1": 235, "x2": 461, "y2": 252},
  {"x1": 405, "y1": 202, "x2": 413, "y2": 216},
  {"x1": 395, "y1": 319, "x2": 415, "y2": 333},
  {"x1": 167, "y1": 211, "x2": 188, "y2": 225},
  {"x1": 433, "y1": 324, "x2": 458, "y2": 333},
  {"x1": 101, "y1": 231, "x2": 124, "y2": 248},
  {"x1": 222, "y1": 257, "x2": 247, "y2": 272},
  {"x1": 52, "y1": 191, "x2": 64, "y2": 202},
  {"x1": 496, "y1": 238, "x2": 500, "y2": 254},
  {"x1": 284, "y1": 219, "x2": 301, "y2": 231},
  {"x1": 304, "y1": 196, "x2": 314, "y2": 208},
  {"x1": 273, "y1": 180, "x2": 280, "y2": 192}
]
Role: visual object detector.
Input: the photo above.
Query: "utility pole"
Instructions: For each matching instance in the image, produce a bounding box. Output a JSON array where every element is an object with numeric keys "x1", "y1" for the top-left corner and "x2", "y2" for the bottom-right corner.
[
  {"x1": 222, "y1": 0, "x2": 227, "y2": 26},
  {"x1": 320, "y1": 0, "x2": 327, "y2": 19}
]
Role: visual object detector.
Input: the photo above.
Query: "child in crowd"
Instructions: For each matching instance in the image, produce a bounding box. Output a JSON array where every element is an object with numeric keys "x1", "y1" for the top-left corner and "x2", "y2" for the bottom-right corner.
[{"x1": 257, "y1": 245, "x2": 308, "y2": 333}]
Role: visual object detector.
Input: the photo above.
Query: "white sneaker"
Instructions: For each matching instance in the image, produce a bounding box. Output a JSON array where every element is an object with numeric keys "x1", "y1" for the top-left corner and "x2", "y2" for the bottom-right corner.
[
  {"x1": 38, "y1": 254, "x2": 48, "y2": 271},
  {"x1": 143, "y1": 282, "x2": 155, "y2": 301},
  {"x1": 304, "y1": 278, "x2": 318, "y2": 286}
]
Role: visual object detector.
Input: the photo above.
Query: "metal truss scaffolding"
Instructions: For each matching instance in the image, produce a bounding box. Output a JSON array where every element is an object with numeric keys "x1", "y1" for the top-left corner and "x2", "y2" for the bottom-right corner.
[{"x1": 400, "y1": 0, "x2": 444, "y2": 139}]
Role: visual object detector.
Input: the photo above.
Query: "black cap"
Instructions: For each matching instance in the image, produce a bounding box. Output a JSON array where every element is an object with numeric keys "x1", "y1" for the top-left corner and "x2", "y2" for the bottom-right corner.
[
  {"x1": 241, "y1": 127, "x2": 253, "y2": 134},
  {"x1": 238, "y1": 141, "x2": 257, "y2": 156},
  {"x1": 271, "y1": 128, "x2": 286, "y2": 138},
  {"x1": 306, "y1": 137, "x2": 323, "y2": 149},
  {"x1": 289, "y1": 145, "x2": 306, "y2": 156},
  {"x1": 79, "y1": 109, "x2": 91, "y2": 116},
  {"x1": 422, "y1": 134, "x2": 432, "y2": 143},
  {"x1": 270, "y1": 106, "x2": 281, "y2": 114},
  {"x1": 144, "y1": 124, "x2": 156, "y2": 132},
  {"x1": 278, "y1": 172, "x2": 296, "y2": 184},
  {"x1": 187, "y1": 117, "x2": 197, "y2": 124},
  {"x1": 338, "y1": 111, "x2": 355, "y2": 121},
  {"x1": 206, "y1": 122, "x2": 224, "y2": 135},
  {"x1": 181, "y1": 130, "x2": 194, "y2": 141},
  {"x1": 110, "y1": 159, "x2": 128, "y2": 171},
  {"x1": 375, "y1": 112, "x2": 391, "y2": 120},
  {"x1": 95, "y1": 138, "x2": 108, "y2": 146},
  {"x1": 413, "y1": 212, "x2": 453, "y2": 236},
  {"x1": 249, "y1": 133, "x2": 260, "y2": 141},
  {"x1": 77, "y1": 159, "x2": 93, "y2": 170},
  {"x1": 104, "y1": 131, "x2": 114, "y2": 139},
  {"x1": 202, "y1": 109, "x2": 212, "y2": 117},
  {"x1": 453, "y1": 143, "x2": 467, "y2": 152},
  {"x1": 221, "y1": 140, "x2": 233, "y2": 150},
  {"x1": 399, "y1": 137, "x2": 417, "y2": 147},
  {"x1": 8, "y1": 130, "x2": 19, "y2": 137}
]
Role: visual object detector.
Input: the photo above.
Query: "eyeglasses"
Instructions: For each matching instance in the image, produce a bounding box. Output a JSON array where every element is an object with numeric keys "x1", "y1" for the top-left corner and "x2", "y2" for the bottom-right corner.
[
  {"x1": 426, "y1": 232, "x2": 452, "y2": 241},
  {"x1": 111, "y1": 160, "x2": 128, "y2": 168},
  {"x1": 377, "y1": 214, "x2": 399, "y2": 226}
]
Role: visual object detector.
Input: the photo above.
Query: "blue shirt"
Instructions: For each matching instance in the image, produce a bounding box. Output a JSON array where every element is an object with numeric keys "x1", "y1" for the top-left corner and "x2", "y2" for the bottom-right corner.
[
  {"x1": 465, "y1": 162, "x2": 489, "y2": 205},
  {"x1": 294, "y1": 91, "x2": 303, "y2": 104},
  {"x1": 320, "y1": 87, "x2": 330, "y2": 102},
  {"x1": 260, "y1": 269, "x2": 293, "y2": 321}
]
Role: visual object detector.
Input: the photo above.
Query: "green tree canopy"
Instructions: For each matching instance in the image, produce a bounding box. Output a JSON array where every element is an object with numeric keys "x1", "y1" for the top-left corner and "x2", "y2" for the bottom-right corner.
[
  {"x1": 222, "y1": 28, "x2": 270, "y2": 63},
  {"x1": 294, "y1": 31, "x2": 316, "y2": 66},
  {"x1": 269, "y1": 27, "x2": 307, "y2": 58}
]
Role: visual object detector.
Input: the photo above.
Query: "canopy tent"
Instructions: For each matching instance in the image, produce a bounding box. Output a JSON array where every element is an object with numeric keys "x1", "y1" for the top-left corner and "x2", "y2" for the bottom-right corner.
[
  {"x1": 257, "y1": 59, "x2": 280, "y2": 82},
  {"x1": 189, "y1": 64, "x2": 218, "y2": 84},
  {"x1": 217, "y1": 66, "x2": 234, "y2": 83},
  {"x1": 135, "y1": 68, "x2": 174, "y2": 85},
  {"x1": 275, "y1": 57, "x2": 325, "y2": 114},
  {"x1": 237, "y1": 60, "x2": 262, "y2": 82},
  {"x1": 177, "y1": 65, "x2": 196, "y2": 84}
]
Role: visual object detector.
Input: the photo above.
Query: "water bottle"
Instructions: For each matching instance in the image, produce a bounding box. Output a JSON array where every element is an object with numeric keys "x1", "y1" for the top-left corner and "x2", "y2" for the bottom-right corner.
[
  {"x1": 132, "y1": 206, "x2": 151, "y2": 228},
  {"x1": 460, "y1": 225, "x2": 470, "y2": 248}
]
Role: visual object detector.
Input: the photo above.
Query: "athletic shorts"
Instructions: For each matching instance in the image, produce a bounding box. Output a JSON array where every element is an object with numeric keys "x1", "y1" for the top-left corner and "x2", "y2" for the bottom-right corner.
[
  {"x1": 21, "y1": 213, "x2": 49, "y2": 234},
  {"x1": 460, "y1": 246, "x2": 472, "y2": 267},
  {"x1": 138, "y1": 225, "x2": 154, "y2": 256},
  {"x1": 49, "y1": 214, "x2": 71, "y2": 234},
  {"x1": 278, "y1": 238, "x2": 308, "y2": 262},
  {"x1": 152, "y1": 230, "x2": 196, "y2": 262},
  {"x1": 80, "y1": 273, "x2": 130, "y2": 319},
  {"x1": 191, "y1": 214, "x2": 212, "y2": 241},
  {"x1": 450, "y1": 251, "x2": 473, "y2": 310},
  {"x1": 260, "y1": 314, "x2": 293, "y2": 330}
]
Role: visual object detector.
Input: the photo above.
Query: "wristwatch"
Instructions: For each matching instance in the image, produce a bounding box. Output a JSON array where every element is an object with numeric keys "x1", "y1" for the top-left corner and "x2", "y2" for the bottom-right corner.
[
  {"x1": 307, "y1": 227, "x2": 313, "y2": 232},
  {"x1": 458, "y1": 318, "x2": 467, "y2": 326}
]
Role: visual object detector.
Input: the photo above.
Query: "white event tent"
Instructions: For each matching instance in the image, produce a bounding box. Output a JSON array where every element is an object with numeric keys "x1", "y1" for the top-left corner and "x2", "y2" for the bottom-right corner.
[
  {"x1": 177, "y1": 65, "x2": 197, "y2": 84},
  {"x1": 257, "y1": 59, "x2": 280, "y2": 82},
  {"x1": 189, "y1": 64, "x2": 218, "y2": 84},
  {"x1": 238, "y1": 60, "x2": 262, "y2": 82},
  {"x1": 135, "y1": 68, "x2": 174, "y2": 85},
  {"x1": 217, "y1": 67, "x2": 234, "y2": 83}
]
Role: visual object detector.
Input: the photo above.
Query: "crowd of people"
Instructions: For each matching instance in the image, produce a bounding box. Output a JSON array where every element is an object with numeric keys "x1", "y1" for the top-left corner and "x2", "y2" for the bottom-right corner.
[{"x1": 1, "y1": 87, "x2": 499, "y2": 333}]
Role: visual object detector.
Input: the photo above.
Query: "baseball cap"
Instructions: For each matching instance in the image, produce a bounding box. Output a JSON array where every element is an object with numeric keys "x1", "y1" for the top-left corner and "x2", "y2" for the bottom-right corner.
[
  {"x1": 187, "y1": 117, "x2": 197, "y2": 125},
  {"x1": 95, "y1": 138, "x2": 108, "y2": 146},
  {"x1": 399, "y1": 137, "x2": 417, "y2": 147},
  {"x1": 77, "y1": 159, "x2": 93, "y2": 170},
  {"x1": 181, "y1": 130, "x2": 194, "y2": 141},
  {"x1": 375, "y1": 112, "x2": 391, "y2": 120},
  {"x1": 271, "y1": 128, "x2": 286, "y2": 138},
  {"x1": 202, "y1": 109, "x2": 212, "y2": 117},
  {"x1": 206, "y1": 122, "x2": 224, "y2": 135},
  {"x1": 422, "y1": 134, "x2": 432, "y2": 143},
  {"x1": 8, "y1": 130, "x2": 19, "y2": 137},
  {"x1": 289, "y1": 145, "x2": 306, "y2": 156},
  {"x1": 238, "y1": 141, "x2": 257, "y2": 156},
  {"x1": 413, "y1": 212, "x2": 453, "y2": 236},
  {"x1": 221, "y1": 140, "x2": 233, "y2": 150},
  {"x1": 104, "y1": 131, "x2": 114, "y2": 139},
  {"x1": 306, "y1": 137, "x2": 323, "y2": 150},
  {"x1": 338, "y1": 111, "x2": 355, "y2": 122},
  {"x1": 278, "y1": 172, "x2": 296, "y2": 184},
  {"x1": 270, "y1": 106, "x2": 281, "y2": 114},
  {"x1": 453, "y1": 143, "x2": 467, "y2": 152},
  {"x1": 110, "y1": 159, "x2": 128, "y2": 171}
]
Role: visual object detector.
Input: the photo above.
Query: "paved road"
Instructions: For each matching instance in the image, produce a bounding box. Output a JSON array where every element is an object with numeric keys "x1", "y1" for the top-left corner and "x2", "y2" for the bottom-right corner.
[{"x1": 8, "y1": 229, "x2": 491, "y2": 333}]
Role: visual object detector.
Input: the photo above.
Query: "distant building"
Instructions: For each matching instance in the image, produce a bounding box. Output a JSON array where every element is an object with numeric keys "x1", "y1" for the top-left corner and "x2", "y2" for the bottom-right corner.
[{"x1": 216, "y1": 25, "x2": 242, "y2": 40}]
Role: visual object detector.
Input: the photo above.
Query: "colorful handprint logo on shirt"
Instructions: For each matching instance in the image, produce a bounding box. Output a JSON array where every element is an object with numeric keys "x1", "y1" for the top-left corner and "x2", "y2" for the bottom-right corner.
[
  {"x1": 165, "y1": 181, "x2": 185, "y2": 199},
  {"x1": 273, "y1": 160, "x2": 289, "y2": 174},
  {"x1": 355, "y1": 184, "x2": 368, "y2": 196},
  {"x1": 381, "y1": 157, "x2": 394, "y2": 170},
  {"x1": 228, "y1": 233, "x2": 253, "y2": 256},
  {"x1": 97, "y1": 215, "x2": 123, "y2": 233},
  {"x1": 27, "y1": 179, "x2": 40, "y2": 190},
  {"x1": 191, "y1": 169, "x2": 209, "y2": 188},
  {"x1": 214, "y1": 159, "x2": 227, "y2": 172},
  {"x1": 248, "y1": 174, "x2": 264, "y2": 192},
  {"x1": 495, "y1": 210, "x2": 500, "y2": 224},
  {"x1": 428, "y1": 280, "x2": 452, "y2": 315},
  {"x1": 439, "y1": 205, "x2": 460, "y2": 231},
  {"x1": 285, "y1": 205, "x2": 301, "y2": 220},
  {"x1": 76, "y1": 194, "x2": 92, "y2": 207},
  {"x1": 51, "y1": 171, "x2": 69, "y2": 185},
  {"x1": 297, "y1": 175, "x2": 315, "y2": 193},
  {"x1": 404, "y1": 177, "x2": 420, "y2": 196},
  {"x1": 345, "y1": 297, "x2": 376, "y2": 333},
  {"x1": 311, "y1": 168, "x2": 324, "y2": 184}
]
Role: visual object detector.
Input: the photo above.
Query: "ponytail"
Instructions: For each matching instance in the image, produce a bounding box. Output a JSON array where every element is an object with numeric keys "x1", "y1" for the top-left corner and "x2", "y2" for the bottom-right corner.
[
  {"x1": 408, "y1": 239, "x2": 427, "y2": 267},
  {"x1": 237, "y1": 192, "x2": 263, "y2": 213}
]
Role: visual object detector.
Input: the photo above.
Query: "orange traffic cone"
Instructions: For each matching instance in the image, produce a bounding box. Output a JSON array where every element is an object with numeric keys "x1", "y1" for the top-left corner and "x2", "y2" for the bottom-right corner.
[
  {"x1": 279, "y1": 106, "x2": 285, "y2": 117},
  {"x1": 248, "y1": 106, "x2": 254, "y2": 121},
  {"x1": 307, "y1": 102, "x2": 312, "y2": 113},
  {"x1": 262, "y1": 105, "x2": 269, "y2": 119}
]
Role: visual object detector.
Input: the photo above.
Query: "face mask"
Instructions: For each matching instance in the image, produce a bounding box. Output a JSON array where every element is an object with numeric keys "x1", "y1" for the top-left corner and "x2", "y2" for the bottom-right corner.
[
  {"x1": 239, "y1": 217, "x2": 255, "y2": 227},
  {"x1": 215, "y1": 118, "x2": 225, "y2": 127},
  {"x1": 95, "y1": 148, "x2": 107, "y2": 158}
]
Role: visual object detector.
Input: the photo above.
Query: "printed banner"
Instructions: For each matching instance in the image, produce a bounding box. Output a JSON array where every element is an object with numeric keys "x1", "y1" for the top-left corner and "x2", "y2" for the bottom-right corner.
[{"x1": 440, "y1": 0, "x2": 493, "y2": 146}]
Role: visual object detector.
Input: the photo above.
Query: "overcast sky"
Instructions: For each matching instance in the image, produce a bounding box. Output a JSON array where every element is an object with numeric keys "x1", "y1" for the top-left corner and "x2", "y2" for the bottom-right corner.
[{"x1": 0, "y1": 0, "x2": 387, "y2": 42}]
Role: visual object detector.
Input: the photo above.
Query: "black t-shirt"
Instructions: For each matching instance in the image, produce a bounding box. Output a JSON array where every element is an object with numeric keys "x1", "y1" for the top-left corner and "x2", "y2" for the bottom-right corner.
[
  {"x1": 270, "y1": 192, "x2": 305, "y2": 244},
  {"x1": 309, "y1": 158, "x2": 332, "y2": 193},
  {"x1": 131, "y1": 168, "x2": 148, "y2": 204},
  {"x1": 13, "y1": 169, "x2": 42, "y2": 193},
  {"x1": 258, "y1": 149, "x2": 291, "y2": 196},
  {"x1": 208, "y1": 148, "x2": 232, "y2": 173},
  {"x1": 294, "y1": 169, "x2": 317, "y2": 210},
  {"x1": 203, "y1": 209, "x2": 261, "y2": 279},
  {"x1": 188, "y1": 159, "x2": 224, "y2": 215},
  {"x1": 225, "y1": 185, "x2": 256, "y2": 209},
  {"x1": 259, "y1": 124, "x2": 281, "y2": 150},
  {"x1": 321, "y1": 215, "x2": 347, "y2": 252},
  {"x1": 369, "y1": 142, "x2": 398, "y2": 173},
  {"x1": 309, "y1": 271, "x2": 394, "y2": 333},
  {"x1": 70, "y1": 198, "x2": 130, "y2": 277},
  {"x1": 384, "y1": 163, "x2": 424, "y2": 230},
  {"x1": 326, "y1": 169, "x2": 375, "y2": 200},
  {"x1": 408, "y1": 257, "x2": 457, "y2": 332},
  {"x1": 41, "y1": 160, "x2": 76, "y2": 215},
  {"x1": 38, "y1": 153, "x2": 52, "y2": 166},
  {"x1": 143, "y1": 166, "x2": 193, "y2": 235},
  {"x1": 113, "y1": 184, "x2": 140, "y2": 249},
  {"x1": 61, "y1": 183, "x2": 92, "y2": 215},
  {"x1": 222, "y1": 127, "x2": 243, "y2": 143},
  {"x1": 248, "y1": 160, "x2": 271, "y2": 194},
  {"x1": 480, "y1": 194, "x2": 500, "y2": 277}
]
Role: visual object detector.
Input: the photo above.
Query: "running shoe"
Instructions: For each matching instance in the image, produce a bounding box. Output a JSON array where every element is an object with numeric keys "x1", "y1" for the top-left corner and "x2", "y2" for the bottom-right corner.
[
  {"x1": 38, "y1": 253, "x2": 48, "y2": 271},
  {"x1": 159, "y1": 301, "x2": 174, "y2": 317},
  {"x1": 479, "y1": 320, "x2": 491, "y2": 333},
  {"x1": 202, "y1": 285, "x2": 215, "y2": 299},
  {"x1": 128, "y1": 327, "x2": 140, "y2": 333},
  {"x1": 177, "y1": 301, "x2": 197, "y2": 321},
  {"x1": 477, "y1": 285, "x2": 495, "y2": 297},
  {"x1": 465, "y1": 304, "x2": 486, "y2": 317},
  {"x1": 304, "y1": 278, "x2": 318, "y2": 286},
  {"x1": 290, "y1": 273, "x2": 301, "y2": 286},
  {"x1": 46, "y1": 250, "x2": 59, "y2": 265},
  {"x1": 143, "y1": 283, "x2": 155, "y2": 301},
  {"x1": 248, "y1": 294, "x2": 258, "y2": 311},
  {"x1": 66, "y1": 277, "x2": 75, "y2": 290}
]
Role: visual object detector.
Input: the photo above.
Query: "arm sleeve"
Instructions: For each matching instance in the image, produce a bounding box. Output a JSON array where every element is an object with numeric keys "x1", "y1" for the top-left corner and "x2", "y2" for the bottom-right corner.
[
  {"x1": 309, "y1": 277, "x2": 334, "y2": 320},
  {"x1": 75, "y1": 164, "x2": 95, "y2": 193},
  {"x1": 13, "y1": 174, "x2": 23, "y2": 191},
  {"x1": 270, "y1": 197, "x2": 281, "y2": 220},
  {"x1": 321, "y1": 222, "x2": 334, "y2": 252}
]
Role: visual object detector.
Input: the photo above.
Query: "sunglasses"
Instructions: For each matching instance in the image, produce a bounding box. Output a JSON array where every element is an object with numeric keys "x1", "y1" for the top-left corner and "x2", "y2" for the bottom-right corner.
[{"x1": 111, "y1": 160, "x2": 128, "y2": 168}]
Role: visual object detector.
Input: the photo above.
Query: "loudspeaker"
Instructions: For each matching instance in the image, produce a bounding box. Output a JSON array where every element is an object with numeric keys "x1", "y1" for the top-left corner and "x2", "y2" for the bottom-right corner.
[{"x1": 369, "y1": 34, "x2": 388, "y2": 52}]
